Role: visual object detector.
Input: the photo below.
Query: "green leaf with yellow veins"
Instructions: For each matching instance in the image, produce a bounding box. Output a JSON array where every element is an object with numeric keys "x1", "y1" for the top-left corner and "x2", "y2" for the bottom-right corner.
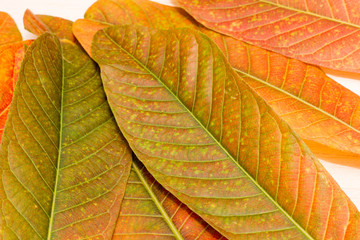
[
  {"x1": 0, "y1": 32, "x2": 132, "y2": 239},
  {"x1": 90, "y1": 25, "x2": 360, "y2": 240}
]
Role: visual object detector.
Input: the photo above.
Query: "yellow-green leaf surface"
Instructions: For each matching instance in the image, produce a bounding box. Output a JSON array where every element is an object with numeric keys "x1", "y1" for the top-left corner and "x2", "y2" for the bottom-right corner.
[
  {"x1": 114, "y1": 158, "x2": 225, "y2": 240},
  {"x1": 0, "y1": 32, "x2": 132, "y2": 239},
  {"x1": 0, "y1": 12, "x2": 22, "y2": 45},
  {"x1": 89, "y1": 25, "x2": 360, "y2": 239},
  {"x1": 178, "y1": 0, "x2": 360, "y2": 73},
  {"x1": 25, "y1": 11, "x2": 227, "y2": 239},
  {"x1": 75, "y1": 0, "x2": 360, "y2": 163}
]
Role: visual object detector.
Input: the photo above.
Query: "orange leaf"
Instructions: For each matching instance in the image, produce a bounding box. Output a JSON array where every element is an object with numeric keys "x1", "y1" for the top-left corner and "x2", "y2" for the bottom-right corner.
[
  {"x1": 0, "y1": 12, "x2": 22, "y2": 46},
  {"x1": 178, "y1": 0, "x2": 360, "y2": 73},
  {"x1": 71, "y1": 19, "x2": 109, "y2": 55},
  {"x1": 0, "y1": 40, "x2": 32, "y2": 143},
  {"x1": 23, "y1": 9, "x2": 76, "y2": 42},
  {"x1": 203, "y1": 28, "x2": 360, "y2": 166}
]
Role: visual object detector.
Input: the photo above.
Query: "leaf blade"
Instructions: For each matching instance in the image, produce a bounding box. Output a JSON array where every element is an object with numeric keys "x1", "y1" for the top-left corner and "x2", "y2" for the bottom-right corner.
[
  {"x1": 77, "y1": 0, "x2": 360, "y2": 162},
  {"x1": 0, "y1": 12, "x2": 22, "y2": 46},
  {"x1": 0, "y1": 40, "x2": 31, "y2": 144},
  {"x1": 90, "y1": 25, "x2": 360, "y2": 239},
  {"x1": 26, "y1": 11, "x2": 229, "y2": 239},
  {"x1": 0, "y1": 31, "x2": 132, "y2": 239},
  {"x1": 23, "y1": 9, "x2": 76, "y2": 42}
]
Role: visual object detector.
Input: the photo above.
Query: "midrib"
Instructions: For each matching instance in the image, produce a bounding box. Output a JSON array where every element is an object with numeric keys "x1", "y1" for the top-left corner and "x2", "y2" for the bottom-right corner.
[
  {"x1": 101, "y1": 28, "x2": 315, "y2": 239},
  {"x1": 259, "y1": 0, "x2": 357, "y2": 29},
  {"x1": 132, "y1": 162, "x2": 184, "y2": 240},
  {"x1": 234, "y1": 68, "x2": 360, "y2": 135},
  {"x1": 46, "y1": 42, "x2": 65, "y2": 240}
]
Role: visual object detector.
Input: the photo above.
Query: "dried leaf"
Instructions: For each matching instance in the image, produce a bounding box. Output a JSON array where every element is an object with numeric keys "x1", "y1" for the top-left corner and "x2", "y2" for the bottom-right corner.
[{"x1": 89, "y1": 24, "x2": 360, "y2": 239}]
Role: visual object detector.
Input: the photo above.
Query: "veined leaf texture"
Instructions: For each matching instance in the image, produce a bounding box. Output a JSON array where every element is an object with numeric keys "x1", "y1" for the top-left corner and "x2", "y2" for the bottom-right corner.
[
  {"x1": 1, "y1": 0, "x2": 360, "y2": 239},
  {"x1": 178, "y1": 0, "x2": 360, "y2": 73},
  {"x1": 89, "y1": 25, "x2": 360, "y2": 239},
  {"x1": 0, "y1": 32, "x2": 133, "y2": 238},
  {"x1": 115, "y1": 157, "x2": 225, "y2": 240},
  {"x1": 22, "y1": 11, "x2": 229, "y2": 239},
  {"x1": 76, "y1": 0, "x2": 360, "y2": 163}
]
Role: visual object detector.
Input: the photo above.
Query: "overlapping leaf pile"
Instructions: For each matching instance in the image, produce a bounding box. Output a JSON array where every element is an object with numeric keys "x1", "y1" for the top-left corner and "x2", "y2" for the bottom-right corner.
[{"x1": 1, "y1": 0, "x2": 360, "y2": 239}]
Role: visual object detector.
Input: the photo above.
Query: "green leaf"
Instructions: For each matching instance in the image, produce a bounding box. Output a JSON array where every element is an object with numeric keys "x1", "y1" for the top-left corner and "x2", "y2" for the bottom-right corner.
[
  {"x1": 23, "y1": 12, "x2": 226, "y2": 239},
  {"x1": 90, "y1": 25, "x2": 360, "y2": 239},
  {"x1": 0, "y1": 32, "x2": 132, "y2": 239}
]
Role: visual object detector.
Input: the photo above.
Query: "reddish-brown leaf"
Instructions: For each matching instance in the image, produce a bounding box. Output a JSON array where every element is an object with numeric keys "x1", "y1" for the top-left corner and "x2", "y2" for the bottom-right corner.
[{"x1": 178, "y1": 0, "x2": 360, "y2": 73}]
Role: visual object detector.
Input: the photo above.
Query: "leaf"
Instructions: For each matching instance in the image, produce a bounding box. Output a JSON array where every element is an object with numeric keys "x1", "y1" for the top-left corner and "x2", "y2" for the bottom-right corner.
[
  {"x1": 73, "y1": 0, "x2": 196, "y2": 56},
  {"x1": 71, "y1": 19, "x2": 110, "y2": 55},
  {"x1": 89, "y1": 24, "x2": 360, "y2": 239},
  {"x1": 25, "y1": 11, "x2": 226, "y2": 239},
  {"x1": 0, "y1": 12, "x2": 22, "y2": 46},
  {"x1": 202, "y1": 28, "x2": 360, "y2": 165},
  {"x1": 115, "y1": 157, "x2": 225, "y2": 239},
  {"x1": 0, "y1": 12, "x2": 28, "y2": 143},
  {"x1": 178, "y1": 0, "x2": 360, "y2": 73},
  {"x1": 75, "y1": 0, "x2": 360, "y2": 165},
  {"x1": 23, "y1": 9, "x2": 76, "y2": 42},
  {"x1": 0, "y1": 40, "x2": 32, "y2": 143},
  {"x1": 0, "y1": 32, "x2": 132, "y2": 239}
]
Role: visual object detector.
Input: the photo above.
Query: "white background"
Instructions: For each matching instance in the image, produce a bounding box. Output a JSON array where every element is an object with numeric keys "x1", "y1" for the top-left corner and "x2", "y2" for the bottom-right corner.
[{"x1": 2, "y1": 0, "x2": 360, "y2": 210}]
